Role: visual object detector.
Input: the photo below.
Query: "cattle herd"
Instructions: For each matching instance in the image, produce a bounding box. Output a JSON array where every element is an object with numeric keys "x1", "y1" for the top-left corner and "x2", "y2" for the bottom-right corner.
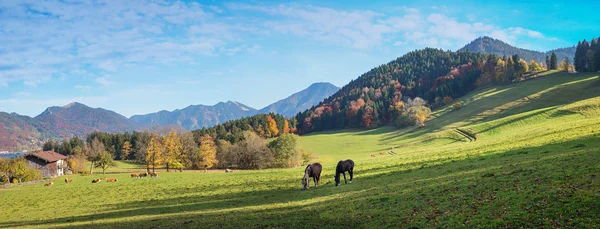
[
  {"x1": 131, "y1": 172, "x2": 159, "y2": 178},
  {"x1": 43, "y1": 172, "x2": 159, "y2": 187}
]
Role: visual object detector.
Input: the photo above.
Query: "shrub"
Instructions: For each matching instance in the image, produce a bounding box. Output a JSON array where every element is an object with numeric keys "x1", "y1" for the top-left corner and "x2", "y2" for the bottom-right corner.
[
  {"x1": 452, "y1": 102, "x2": 462, "y2": 110},
  {"x1": 443, "y1": 96, "x2": 454, "y2": 105},
  {"x1": 268, "y1": 133, "x2": 301, "y2": 168},
  {"x1": 0, "y1": 174, "x2": 8, "y2": 185}
]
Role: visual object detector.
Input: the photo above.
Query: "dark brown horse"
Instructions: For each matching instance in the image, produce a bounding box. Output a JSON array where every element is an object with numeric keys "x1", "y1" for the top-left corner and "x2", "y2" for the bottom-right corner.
[
  {"x1": 335, "y1": 159, "x2": 354, "y2": 186},
  {"x1": 302, "y1": 163, "x2": 322, "y2": 190}
]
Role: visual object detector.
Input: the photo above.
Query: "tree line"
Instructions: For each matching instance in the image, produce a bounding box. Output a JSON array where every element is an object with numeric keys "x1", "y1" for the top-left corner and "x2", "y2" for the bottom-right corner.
[
  {"x1": 295, "y1": 48, "x2": 557, "y2": 134},
  {"x1": 42, "y1": 114, "x2": 303, "y2": 172},
  {"x1": 574, "y1": 37, "x2": 600, "y2": 73}
]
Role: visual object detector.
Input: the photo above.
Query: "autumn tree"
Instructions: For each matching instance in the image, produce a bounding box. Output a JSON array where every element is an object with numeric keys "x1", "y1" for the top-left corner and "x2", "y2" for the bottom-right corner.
[
  {"x1": 94, "y1": 152, "x2": 115, "y2": 174},
  {"x1": 233, "y1": 131, "x2": 273, "y2": 169},
  {"x1": 87, "y1": 138, "x2": 105, "y2": 174},
  {"x1": 266, "y1": 115, "x2": 279, "y2": 137},
  {"x1": 283, "y1": 119, "x2": 291, "y2": 134},
  {"x1": 528, "y1": 60, "x2": 543, "y2": 72},
  {"x1": 361, "y1": 105, "x2": 374, "y2": 128},
  {"x1": 163, "y1": 131, "x2": 184, "y2": 172},
  {"x1": 146, "y1": 135, "x2": 164, "y2": 173},
  {"x1": 560, "y1": 58, "x2": 573, "y2": 72},
  {"x1": 396, "y1": 97, "x2": 431, "y2": 127},
  {"x1": 198, "y1": 135, "x2": 218, "y2": 171},
  {"x1": 216, "y1": 139, "x2": 234, "y2": 169},
  {"x1": 181, "y1": 132, "x2": 199, "y2": 169},
  {"x1": 121, "y1": 141, "x2": 132, "y2": 160}
]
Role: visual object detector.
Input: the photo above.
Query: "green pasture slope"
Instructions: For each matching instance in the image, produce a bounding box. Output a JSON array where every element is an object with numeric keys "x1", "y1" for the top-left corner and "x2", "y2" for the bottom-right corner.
[{"x1": 2, "y1": 71, "x2": 600, "y2": 228}]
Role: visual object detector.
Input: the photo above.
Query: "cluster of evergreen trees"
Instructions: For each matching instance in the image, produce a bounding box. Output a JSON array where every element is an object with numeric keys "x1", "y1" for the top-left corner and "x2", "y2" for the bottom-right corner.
[
  {"x1": 192, "y1": 113, "x2": 296, "y2": 143},
  {"x1": 295, "y1": 48, "x2": 549, "y2": 134},
  {"x1": 574, "y1": 37, "x2": 600, "y2": 72}
]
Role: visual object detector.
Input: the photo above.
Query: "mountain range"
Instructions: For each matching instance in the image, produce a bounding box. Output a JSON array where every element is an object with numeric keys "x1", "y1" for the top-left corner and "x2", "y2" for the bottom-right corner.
[
  {"x1": 0, "y1": 82, "x2": 339, "y2": 150},
  {"x1": 459, "y1": 36, "x2": 576, "y2": 63}
]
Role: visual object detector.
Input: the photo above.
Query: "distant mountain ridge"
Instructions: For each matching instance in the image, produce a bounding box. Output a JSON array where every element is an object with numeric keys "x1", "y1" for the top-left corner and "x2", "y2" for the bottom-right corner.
[
  {"x1": 0, "y1": 103, "x2": 139, "y2": 150},
  {"x1": 130, "y1": 82, "x2": 340, "y2": 130},
  {"x1": 459, "y1": 36, "x2": 575, "y2": 63},
  {"x1": 257, "y1": 82, "x2": 340, "y2": 117},
  {"x1": 129, "y1": 101, "x2": 257, "y2": 130},
  {"x1": 36, "y1": 102, "x2": 139, "y2": 137}
]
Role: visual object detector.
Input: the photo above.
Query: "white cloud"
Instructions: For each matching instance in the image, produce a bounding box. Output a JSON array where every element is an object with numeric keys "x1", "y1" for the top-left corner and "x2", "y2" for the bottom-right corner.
[
  {"x1": 393, "y1": 41, "x2": 406, "y2": 46},
  {"x1": 467, "y1": 14, "x2": 476, "y2": 22},
  {"x1": 231, "y1": 3, "x2": 396, "y2": 49},
  {"x1": 75, "y1": 85, "x2": 93, "y2": 90},
  {"x1": 95, "y1": 76, "x2": 114, "y2": 87}
]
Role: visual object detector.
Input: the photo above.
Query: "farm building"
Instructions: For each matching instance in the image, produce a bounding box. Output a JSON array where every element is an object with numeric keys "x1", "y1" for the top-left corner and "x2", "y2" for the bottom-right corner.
[{"x1": 25, "y1": 151, "x2": 67, "y2": 177}]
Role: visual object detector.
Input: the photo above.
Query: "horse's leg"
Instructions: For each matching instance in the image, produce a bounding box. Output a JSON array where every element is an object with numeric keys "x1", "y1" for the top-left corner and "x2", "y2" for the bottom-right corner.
[
  {"x1": 313, "y1": 176, "x2": 317, "y2": 187},
  {"x1": 349, "y1": 169, "x2": 353, "y2": 184},
  {"x1": 343, "y1": 172, "x2": 347, "y2": 184}
]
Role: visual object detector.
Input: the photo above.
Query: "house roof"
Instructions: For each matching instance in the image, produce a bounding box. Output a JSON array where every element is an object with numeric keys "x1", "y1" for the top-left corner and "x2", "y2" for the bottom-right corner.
[{"x1": 27, "y1": 151, "x2": 67, "y2": 163}]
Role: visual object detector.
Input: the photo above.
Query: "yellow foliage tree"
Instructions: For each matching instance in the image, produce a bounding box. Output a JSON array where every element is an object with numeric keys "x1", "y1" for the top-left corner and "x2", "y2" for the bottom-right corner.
[
  {"x1": 163, "y1": 131, "x2": 184, "y2": 172},
  {"x1": 198, "y1": 135, "x2": 218, "y2": 171},
  {"x1": 266, "y1": 115, "x2": 279, "y2": 137},
  {"x1": 146, "y1": 135, "x2": 164, "y2": 173},
  {"x1": 121, "y1": 141, "x2": 132, "y2": 160},
  {"x1": 164, "y1": 130, "x2": 184, "y2": 172}
]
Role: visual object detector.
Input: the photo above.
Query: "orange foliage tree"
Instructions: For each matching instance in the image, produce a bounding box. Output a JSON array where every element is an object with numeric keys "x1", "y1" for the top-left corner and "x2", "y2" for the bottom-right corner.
[{"x1": 283, "y1": 120, "x2": 290, "y2": 134}]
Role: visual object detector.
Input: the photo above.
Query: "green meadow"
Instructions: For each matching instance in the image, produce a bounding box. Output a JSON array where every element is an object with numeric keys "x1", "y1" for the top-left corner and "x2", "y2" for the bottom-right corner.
[{"x1": 1, "y1": 71, "x2": 599, "y2": 228}]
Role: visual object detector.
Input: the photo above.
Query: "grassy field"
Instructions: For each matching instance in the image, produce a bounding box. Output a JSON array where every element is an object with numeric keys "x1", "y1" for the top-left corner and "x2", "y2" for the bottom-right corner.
[{"x1": 1, "y1": 71, "x2": 599, "y2": 228}]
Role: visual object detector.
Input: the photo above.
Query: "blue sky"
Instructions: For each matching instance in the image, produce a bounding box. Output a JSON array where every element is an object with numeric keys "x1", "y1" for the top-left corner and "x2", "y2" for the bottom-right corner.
[{"x1": 0, "y1": 0, "x2": 598, "y2": 117}]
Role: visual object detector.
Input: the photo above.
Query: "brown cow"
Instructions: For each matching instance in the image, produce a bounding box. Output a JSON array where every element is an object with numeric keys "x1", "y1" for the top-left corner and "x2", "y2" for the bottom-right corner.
[
  {"x1": 44, "y1": 182, "x2": 54, "y2": 186},
  {"x1": 131, "y1": 173, "x2": 139, "y2": 178},
  {"x1": 380, "y1": 152, "x2": 385, "y2": 155},
  {"x1": 150, "y1": 172, "x2": 158, "y2": 178},
  {"x1": 65, "y1": 178, "x2": 74, "y2": 183},
  {"x1": 371, "y1": 154, "x2": 375, "y2": 157},
  {"x1": 92, "y1": 179, "x2": 101, "y2": 184},
  {"x1": 139, "y1": 172, "x2": 148, "y2": 178},
  {"x1": 107, "y1": 178, "x2": 118, "y2": 182}
]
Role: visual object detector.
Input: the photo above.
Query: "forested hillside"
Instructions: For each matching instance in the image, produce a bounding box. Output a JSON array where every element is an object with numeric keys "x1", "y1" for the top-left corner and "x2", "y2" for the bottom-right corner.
[{"x1": 295, "y1": 48, "x2": 547, "y2": 134}]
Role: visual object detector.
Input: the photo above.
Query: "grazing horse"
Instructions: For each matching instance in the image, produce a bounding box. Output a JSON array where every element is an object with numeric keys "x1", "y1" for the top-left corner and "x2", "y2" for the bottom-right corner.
[
  {"x1": 334, "y1": 159, "x2": 354, "y2": 186},
  {"x1": 301, "y1": 163, "x2": 322, "y2": 190}
]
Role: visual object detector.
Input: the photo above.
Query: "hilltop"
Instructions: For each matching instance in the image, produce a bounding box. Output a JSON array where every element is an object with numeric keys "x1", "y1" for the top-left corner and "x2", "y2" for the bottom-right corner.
[{"x1": 459, "y1": 36, "x2": 575, "y2": 63}]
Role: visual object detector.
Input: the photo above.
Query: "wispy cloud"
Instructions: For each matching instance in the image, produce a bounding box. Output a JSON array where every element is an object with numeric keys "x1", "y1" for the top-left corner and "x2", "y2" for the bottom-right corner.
[{"x1": 0, "y1": 0, "x2": 251, "y2": 86}]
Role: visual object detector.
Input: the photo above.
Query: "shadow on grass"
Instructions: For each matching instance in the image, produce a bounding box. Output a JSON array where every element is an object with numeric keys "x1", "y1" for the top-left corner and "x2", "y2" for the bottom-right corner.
[{"x1": 3, "y1": 137, "x2": 599, "y2": 228}]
